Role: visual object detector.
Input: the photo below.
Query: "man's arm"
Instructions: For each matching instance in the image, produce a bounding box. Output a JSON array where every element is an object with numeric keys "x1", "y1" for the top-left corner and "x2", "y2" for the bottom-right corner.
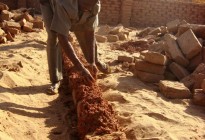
[
  {"x1": 57, "y1": 34, "x2": 95, "y2": 83},
  {"x1": 39, "y1": 0, "x2": 49, "y2": 5},
  {"x1": 78, "y1": 0, "x2": 99, "y2": 11}
]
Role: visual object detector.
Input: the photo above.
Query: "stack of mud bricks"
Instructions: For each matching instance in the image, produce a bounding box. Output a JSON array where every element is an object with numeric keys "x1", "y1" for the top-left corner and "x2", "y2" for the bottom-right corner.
[
  {"x1": 0, "y1": 2, "x2": 44, "y2": 44},
  {"x1": 134, "y1": 51, "x2": 167, "y2": 83}
]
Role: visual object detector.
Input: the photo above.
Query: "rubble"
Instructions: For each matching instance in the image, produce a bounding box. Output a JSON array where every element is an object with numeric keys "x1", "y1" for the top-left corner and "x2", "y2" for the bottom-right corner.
[
  {"x1": 132, "y1": 19, "x2": 205, "y2": 105},
  {"x1": 107, "y1": 35, "x2": 119, "y2": 42},
  {"x1": 0, "y1": 2, "x2": 44, "y2": 44},
  {"x1": 164, "y1": 34, "x2": 189, "y2": 67}
]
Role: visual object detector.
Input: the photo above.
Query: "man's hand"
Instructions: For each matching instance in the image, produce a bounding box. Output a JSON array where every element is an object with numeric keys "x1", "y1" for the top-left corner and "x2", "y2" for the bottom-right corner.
[{"x1": 81, "y1": 66, "x2": 95, "y2": 84}]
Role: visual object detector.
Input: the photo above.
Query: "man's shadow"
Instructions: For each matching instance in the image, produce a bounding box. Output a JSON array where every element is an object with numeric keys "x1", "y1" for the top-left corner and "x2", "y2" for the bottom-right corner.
[{"x1": 0, "y1": 84, "x2": 79, "y2": 140}]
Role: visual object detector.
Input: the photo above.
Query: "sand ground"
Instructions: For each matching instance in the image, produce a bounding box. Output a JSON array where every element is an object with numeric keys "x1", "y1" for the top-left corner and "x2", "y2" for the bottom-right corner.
[{"x1": 0, "y1": 30, "x2": 205, "y2": 140}]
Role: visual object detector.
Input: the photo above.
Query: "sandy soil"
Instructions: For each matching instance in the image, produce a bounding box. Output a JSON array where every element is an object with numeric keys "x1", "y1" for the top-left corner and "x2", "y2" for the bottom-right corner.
[{"x1": 0, "y1": 29, "x2": 205, "y2": 140}]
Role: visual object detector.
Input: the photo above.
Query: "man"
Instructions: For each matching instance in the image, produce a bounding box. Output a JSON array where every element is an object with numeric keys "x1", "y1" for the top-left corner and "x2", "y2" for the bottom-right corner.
[{"x1": 39, "y1": 0, "x2": 110, "y2": 94}]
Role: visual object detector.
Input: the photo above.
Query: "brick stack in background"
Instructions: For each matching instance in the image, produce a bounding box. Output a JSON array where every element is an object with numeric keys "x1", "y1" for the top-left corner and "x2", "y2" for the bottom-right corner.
[
  {"x1": 0, "y1": 2, "x2": 44, "y2": 44},
  {"x1": 130, "y1": 19, "x2": 205, "y2": 106}
]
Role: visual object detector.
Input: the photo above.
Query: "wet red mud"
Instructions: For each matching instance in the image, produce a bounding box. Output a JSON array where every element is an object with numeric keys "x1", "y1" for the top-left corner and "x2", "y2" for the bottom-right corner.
[{"x1": 62, "y1": 45, "x2": 119, "y2": 139}]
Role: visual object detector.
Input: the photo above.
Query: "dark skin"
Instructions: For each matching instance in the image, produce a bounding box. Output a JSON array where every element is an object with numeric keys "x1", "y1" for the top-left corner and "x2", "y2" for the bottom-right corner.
[{"x1": 58, "y1": 34, "x2": 96, "y2": 83}]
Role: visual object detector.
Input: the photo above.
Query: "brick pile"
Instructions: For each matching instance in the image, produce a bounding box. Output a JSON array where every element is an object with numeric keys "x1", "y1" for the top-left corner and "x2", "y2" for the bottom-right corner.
[
  {"x1": 95, "y1": 25, "x2": 131, "y2": 43},
  {"x1": 0, "y1": 2, "x2": 44, "y2": 44},
  {"x1": 115, "y1": 19, "x2": 205, "y2": 106}
]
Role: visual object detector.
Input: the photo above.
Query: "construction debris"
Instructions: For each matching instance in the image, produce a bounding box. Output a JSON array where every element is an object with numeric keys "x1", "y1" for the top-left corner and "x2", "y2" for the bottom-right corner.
[
  {"x1": 107, "y1": 19, "x2": 205, "y2": 106},
  {"x1": 0, "y1": 2, "x2": 44, "y2": 44}
]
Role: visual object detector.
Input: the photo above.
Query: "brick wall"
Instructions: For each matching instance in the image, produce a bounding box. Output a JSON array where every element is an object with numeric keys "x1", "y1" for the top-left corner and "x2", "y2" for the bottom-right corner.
[
  {"x1": 1, "y1": 0, "x2": 204, "y2": 27},
  {"x1": 99, "y1": 0, "x2": 121, "y2": 25},
  {"x1": 0, "y1": 0, "x2": 40, "y2": 10},
  {"x1": 0, "y1": 0, "x2": 17, "y2": 9},
  {"x1": 98, "y1": 0, "x2": 205, "y2": 27},
  {"x1": 130, "y1": 0, "x2": 205, "y2": 27}
]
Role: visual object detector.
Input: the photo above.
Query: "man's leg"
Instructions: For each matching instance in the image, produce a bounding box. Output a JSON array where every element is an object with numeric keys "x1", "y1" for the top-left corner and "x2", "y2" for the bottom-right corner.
[
  {"x1": 74, "y1": 30, "x2": 110, "y2": 74},
  {"x1": 40, "y1": 3, "x2": 63, "y2": 94}
]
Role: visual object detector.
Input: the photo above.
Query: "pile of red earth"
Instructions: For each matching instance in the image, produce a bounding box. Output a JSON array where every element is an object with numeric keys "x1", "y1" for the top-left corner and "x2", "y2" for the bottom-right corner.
[
  {"x1": 116, "y1": 19, "x2": 205, "y2": 106},
  {"x1": 62, "y1": 46, "x2": 124, "y2": 139},
  {"x1": 0, "y1": 2, "x2": 44, "y2": 43}
]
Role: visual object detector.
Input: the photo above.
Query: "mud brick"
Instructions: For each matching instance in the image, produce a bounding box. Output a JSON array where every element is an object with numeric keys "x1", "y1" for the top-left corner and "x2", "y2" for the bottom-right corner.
[
  {"x1": 177, "y1": 29, "x2": 202, "y2": 59},
  {"x1": 109, "y1": 25, "x2": 123, "y2": 35},
  {"x1": 107, "y1": 35, "x2": 119, "y2": 42},
  {"x1": 176, "y1": 23, "x2": 190, "y2": 37},
  {"x1": 0, "y1": 28, "x2": 5, "y2": 36},
  {"x1": 95, "y1": 34, "x2": 107, "y2": 43},
  {"x1": 118, "y1": 32, "x2": 127, "y2": 41},
  {"x1": 159, "y1": 80, "x2": 192, "y2": 99},
  {"x1": 0, "y1": 3, "x2": 9, "y2": 11},
  {"x1": 149, "y1": 41, "x2": 165, "y2": 53},
  {"x1": 0, "y1": 10, "x2": 13, "y2": 21},
  {"x1": 5, "y1": 21, "x2": 21, "y2": 30},
  {"x1": 135, "y1": 70, "x2": 164, "y2": 83},
  {"x1": 164, "y1": 34, "x2": 189, "y2": 67},
  {"x1": 148, "y1": 27, "x2": 161, "y2": 36},
  {"x1": 193, "y1": 89, "x2": 205, "y2": 106},
  {"x1": 193, "y1": 63, "x2": 205, "y2": 75},
  {"x1": 118, "y1": 55, "x2": 134, "y2": 63},
  {"x1": 169, "y1": 62, "x2": 190, "y2": 80},
  {"x1": 23, "y1": 12, "x2": 34, "y2": 22},
  {"x1": 166, "y1": 19, "x2": 181, "y2": 34},
  {"x1": 193, "y1": 73, "x2": 205, "y2": 89},
  {"x1": 181, "y1": 75, "x2": 194, "y2": 89},
  {"x1": 181, "y1": 64, "x2": 205, "y2": 89},
  {"x1": 141, "y1": 50, "x2": 167, "y2": 65},
  {"x1": 23, "y1": 22, "x2": 34, "y2": 32},
  {"x1": 0, "y1": 36, "x2": 7, "y2": 43},
  {"x1": 32, "y1": 20, "x2": 44, "y2": 29},
  {"x1": 12, "y1": 13, "x2": 24, "y2": 22},
  {"x1": 138, "y1": 27, "x2": 153, "y2": 37},
  {"x1": 135, "y1": 59, "x2": 166, "y2": 75},
  {"x1": 19, "y1": 18, "x2": 27, "y2": 27},
  {"x1": 7, "y1": 28, "x2": 20, "y2": 35},
  {"x1": 187, "y1": 52, "x2": 202, "y2": 72},
  {"x1": 6, "y1": 32, "x2": 14, "y2": 41}
]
